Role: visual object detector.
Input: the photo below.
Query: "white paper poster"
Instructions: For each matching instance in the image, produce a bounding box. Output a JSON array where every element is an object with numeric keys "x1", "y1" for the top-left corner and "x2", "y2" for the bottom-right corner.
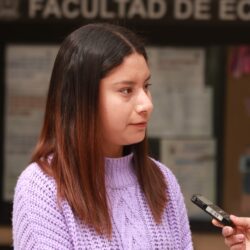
[
  {"x1": 160, "y1": 139, "x2": 216, "y2": 219},
  {"x1": 146, "y1": 47, "x2": 212, "y2": 138},
  {"x1": 3, "y1": 45, "x2": 59, "y2": 201}
]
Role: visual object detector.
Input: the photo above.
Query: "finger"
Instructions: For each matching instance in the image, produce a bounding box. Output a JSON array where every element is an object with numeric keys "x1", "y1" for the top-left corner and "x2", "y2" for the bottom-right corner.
[
  {"x1": 231, "y1": 215, "x2": 250, "y2": 228},
  {"x1": 212, "y1": 219, "x2": 224, "y2": 228},
  {"x1": 222, "y1": 226, "x2": 235, "y2": 237},
  {"x1": 231, "y1": 243, "x2": 246, "y2": 250},
  {"x1": 224, "y1": 234, "x2": 245, "y2": 247}
]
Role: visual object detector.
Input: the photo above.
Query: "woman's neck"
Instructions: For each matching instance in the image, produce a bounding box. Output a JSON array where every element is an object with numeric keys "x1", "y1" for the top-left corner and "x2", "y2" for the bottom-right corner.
[{"x1": 103, "y1": 145, "x2": 123, "y2": 158}]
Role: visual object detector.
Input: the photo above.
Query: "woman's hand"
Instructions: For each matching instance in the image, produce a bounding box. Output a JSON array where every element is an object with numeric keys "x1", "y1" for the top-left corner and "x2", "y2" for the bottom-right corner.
[{"x1": 212, "y1": 215, "x2": 250, "y2": 250}]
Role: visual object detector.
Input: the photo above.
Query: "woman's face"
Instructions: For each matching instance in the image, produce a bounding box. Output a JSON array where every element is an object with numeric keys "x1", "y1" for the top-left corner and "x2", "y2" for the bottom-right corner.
[{"x1": 99, "y1": 53, "x2": 153, "y2": 157}]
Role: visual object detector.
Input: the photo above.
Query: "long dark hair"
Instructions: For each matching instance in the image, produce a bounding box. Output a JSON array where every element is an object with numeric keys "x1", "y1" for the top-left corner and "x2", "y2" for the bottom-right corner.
[{"x1": 31, "y1": 23, "x2": 167, "y2": 237}]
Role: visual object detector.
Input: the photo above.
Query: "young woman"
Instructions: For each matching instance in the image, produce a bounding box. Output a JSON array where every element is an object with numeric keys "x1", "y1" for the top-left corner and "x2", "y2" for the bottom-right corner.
[{"x1": 12, "y1": 23, "x2": 193, "y2": 249}]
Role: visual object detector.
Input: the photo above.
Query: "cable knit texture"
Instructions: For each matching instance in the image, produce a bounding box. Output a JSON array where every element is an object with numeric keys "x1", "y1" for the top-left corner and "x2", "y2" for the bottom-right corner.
[{"x1": 13, "y1": 153, "x2": 193, "y2": 249}]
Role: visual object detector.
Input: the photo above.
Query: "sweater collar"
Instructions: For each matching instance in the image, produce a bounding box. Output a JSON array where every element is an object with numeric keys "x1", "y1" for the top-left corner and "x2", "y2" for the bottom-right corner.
[{"x1": 105, "y1": 153, "x2": 137, "y2": 189}]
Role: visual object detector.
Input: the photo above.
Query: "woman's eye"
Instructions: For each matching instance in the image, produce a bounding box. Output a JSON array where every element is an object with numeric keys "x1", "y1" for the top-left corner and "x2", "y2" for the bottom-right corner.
[
  {"x1": 120, "y1": 88, "x2": 132, "y2": 95},
  {"x1": 144, "y1": 83, "x2": 152, "y2": 91}
]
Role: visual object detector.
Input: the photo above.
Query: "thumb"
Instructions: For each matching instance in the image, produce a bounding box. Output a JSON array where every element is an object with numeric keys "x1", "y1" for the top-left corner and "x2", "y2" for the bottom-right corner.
[{"x1": 231, "y1": 215, "x2": 250, "y2": 228}]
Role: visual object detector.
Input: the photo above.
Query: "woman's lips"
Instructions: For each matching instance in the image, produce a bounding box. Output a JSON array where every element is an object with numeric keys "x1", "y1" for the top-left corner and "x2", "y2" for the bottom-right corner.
[{"x1": 130, "y1": 122, "x2": 147, "y2": 128}]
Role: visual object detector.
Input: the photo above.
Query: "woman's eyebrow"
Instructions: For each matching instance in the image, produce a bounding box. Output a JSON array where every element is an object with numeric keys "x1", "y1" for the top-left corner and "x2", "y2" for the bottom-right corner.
[
  {"x1": 112, "y1": 80, "x2": 134, "y2": 86},
  {"x1": 112, "y1": 75, "x2": 151, "y2": 86}
]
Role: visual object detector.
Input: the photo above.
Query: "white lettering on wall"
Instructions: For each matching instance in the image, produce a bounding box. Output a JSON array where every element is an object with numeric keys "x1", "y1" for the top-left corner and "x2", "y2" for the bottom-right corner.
[
  {"x1": 174, "y1": 0, "x2": 193, "y2": 19},
  {"x1": 128, "y1": 0, "x2": 147, "y2": 18},
  {"x1": 148, "y1": 0, "x2": 166, "y2": 19},
  {"x1": 42, "y1": 0, "x2": 61, "y2": 18},
  {"x1": 174, "y1": 0, "x2": 211, "y2": 20},
  {"x1": 62, "y1": 0, "x2": 80, "y2": 19},
  {"x1": 114, "y1": 0, "x2": 129, "y2": 18},
  {"x1": 219, "y1": 0, "x2": 236, "y2": 20},
  {"x1": 195, "y1": 0, "x2": 211, "y2": 20},
  {"x1": 100, "y1": 0, "x2": 115, "y2": 18},
  {"x1": 81, "y1": 0, "x2": 98, "y2": 18},
  {"x1": 27, "y1": 0, "x2": 250, "y2": 21},
  {"x1": 29, "y1": 0, "x2": 43, "y2": 18},
  {"x1": 237, "y1": 0, "x2": 250, "y2": 21}
]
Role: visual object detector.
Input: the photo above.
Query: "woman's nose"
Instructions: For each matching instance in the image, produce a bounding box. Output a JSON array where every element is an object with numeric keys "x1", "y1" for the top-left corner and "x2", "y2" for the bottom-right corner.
[{"x1": 135, "y1": 91, "x2": 153, "y2": 114}]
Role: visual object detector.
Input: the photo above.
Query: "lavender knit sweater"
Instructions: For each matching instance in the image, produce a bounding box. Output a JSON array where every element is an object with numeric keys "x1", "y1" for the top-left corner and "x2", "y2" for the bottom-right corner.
[{"x1": 13, "y1": 153, "x2": 193, "y2": 249}]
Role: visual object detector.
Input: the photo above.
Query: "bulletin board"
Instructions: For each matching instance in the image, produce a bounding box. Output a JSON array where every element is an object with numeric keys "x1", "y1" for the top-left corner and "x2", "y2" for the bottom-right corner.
[{"x1": 3, "y1": 45, "x2": 58, "y2": 203}]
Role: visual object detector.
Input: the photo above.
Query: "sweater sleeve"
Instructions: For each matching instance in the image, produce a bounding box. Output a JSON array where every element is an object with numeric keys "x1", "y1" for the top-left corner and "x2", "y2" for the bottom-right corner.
[
  {"x1": 12, "y1": 163, "x2": 73, "y2": 250},
  {"x1": 156, "y1": 161, "x2": 193, "y2": 250}
]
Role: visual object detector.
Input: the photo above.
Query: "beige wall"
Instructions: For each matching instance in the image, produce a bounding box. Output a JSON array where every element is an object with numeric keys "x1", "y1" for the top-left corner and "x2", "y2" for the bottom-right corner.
[
  {"x1": 223, "y1": 48, "x2": 250, "y2": 215},
  {"x1": 0, "y1": 227, "x2": 12, "y2": 246},
  {"x1": 193, "y1": 233, "x2": 227, "y2": 250}
]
